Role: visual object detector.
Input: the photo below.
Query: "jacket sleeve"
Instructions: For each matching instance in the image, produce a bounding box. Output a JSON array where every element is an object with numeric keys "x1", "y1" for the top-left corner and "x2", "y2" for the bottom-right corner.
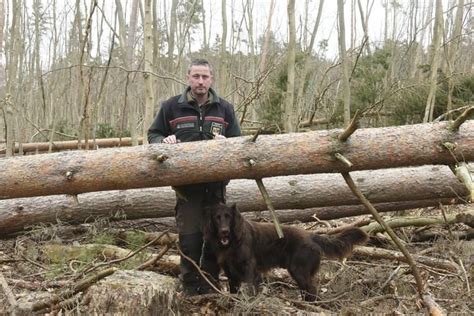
[
  {"x1": 225, "y1": 104, "x2": 242, "y2": 138},
  {"x1": 147, "y1": 104, "x2": 169, "y2": 144}
]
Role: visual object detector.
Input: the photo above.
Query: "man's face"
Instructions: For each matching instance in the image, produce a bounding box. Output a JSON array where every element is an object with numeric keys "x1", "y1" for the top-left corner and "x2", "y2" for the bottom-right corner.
[{"x1": 187, "y1": 65, "x2": 213, "y2": 97}]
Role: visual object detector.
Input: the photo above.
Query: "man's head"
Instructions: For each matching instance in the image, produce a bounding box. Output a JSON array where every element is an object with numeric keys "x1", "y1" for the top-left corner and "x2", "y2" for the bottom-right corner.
[{"x1": 187, "y1": 59, "x2": 214, "y2": 98}]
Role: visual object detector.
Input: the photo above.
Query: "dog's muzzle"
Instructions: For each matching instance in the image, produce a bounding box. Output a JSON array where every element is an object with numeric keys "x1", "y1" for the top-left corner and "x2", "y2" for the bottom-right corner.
[{"x1": 219, "y1": 229, "x2": 230, "y2": 246}]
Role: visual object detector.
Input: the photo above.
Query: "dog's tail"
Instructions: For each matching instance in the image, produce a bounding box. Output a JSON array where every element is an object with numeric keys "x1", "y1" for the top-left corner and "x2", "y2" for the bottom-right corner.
[{"x1": 311, "y1": 228, "x2": 368, "y2": 259}]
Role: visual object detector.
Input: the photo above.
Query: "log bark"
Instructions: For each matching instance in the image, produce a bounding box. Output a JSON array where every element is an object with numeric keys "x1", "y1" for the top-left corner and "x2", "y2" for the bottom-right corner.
[
  {"x1": 0, "y1": 137, "x2": 142, "y2": 155},
  {"x1": 0, "y1": 165, "x2": 468, "y2": 236},
  {"x1": 1, "y1": 121, "x2": 473, "y2": 199}
]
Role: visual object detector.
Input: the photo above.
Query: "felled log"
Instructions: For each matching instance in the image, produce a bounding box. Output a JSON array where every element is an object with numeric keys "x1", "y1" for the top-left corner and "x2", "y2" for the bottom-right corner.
[
  {"x1": 1, "y1": 120, "x2": 473, "y2": 199},
  {"x1": 353, "y1": 246, "x2": 459, "y2": 272},
  {"x1": 360, "y1": 209, "x2": 474, "y2": 234},
  {"x1": 0, "y1": 165, "x2": 468, "y2": 236},
  {"x1": 0, "y1": 137, "x2": 142, "y2": 155}
]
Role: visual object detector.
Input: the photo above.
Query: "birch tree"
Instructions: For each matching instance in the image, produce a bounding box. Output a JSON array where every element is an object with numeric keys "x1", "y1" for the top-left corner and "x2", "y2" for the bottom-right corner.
[
  {"x1": 445, "y1": 0, "x2": 464, "y2": 118},
  {"x1": 0, "y1": 0, "x2": 5, "y2": 148},
  {"x1": 283, "y1": 0, "x2": 297, "y2": 132},
  {"x1": 142, "y1": 0, "x2": 155, "y2": 142},
  {"x1": 295, "y1": 0, "x2": 324, "y2": 124},
  {"x1": 258, "y1": 0, "x2": 275, "y2": 74},
  {"x1": 423, "y1": 0, "x2": 444, "y2": 122},
  {"x1": 338, "y1": 0, "x2": 352, "y2": 125}
]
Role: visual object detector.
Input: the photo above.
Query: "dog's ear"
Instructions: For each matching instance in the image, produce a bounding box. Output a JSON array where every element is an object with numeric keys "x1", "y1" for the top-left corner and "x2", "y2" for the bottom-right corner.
[
  {"x1": 202, "y1": 204, "x2": 216, "y2": 238},
  {"x1": 230, "y1": 203, "x2": 244, "y2": 239}
]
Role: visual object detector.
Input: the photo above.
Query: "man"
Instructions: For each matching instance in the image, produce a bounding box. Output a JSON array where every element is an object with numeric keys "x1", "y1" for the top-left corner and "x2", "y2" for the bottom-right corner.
[{"x1": 148, "y1": 59, "x2": 241, "y2": 295}]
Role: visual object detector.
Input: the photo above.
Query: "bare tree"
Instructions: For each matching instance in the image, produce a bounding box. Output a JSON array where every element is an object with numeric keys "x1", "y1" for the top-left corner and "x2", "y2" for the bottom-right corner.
[
  {"x1": 143, "y1": 0, "x2": 155, "y2": 143},
  {"x1": 445, "y1": 0, "x2": 464, "y2": 118},
  {"x1": 219, "y1": 0, "x2": 228, "y2": 94},
  {"x1": 423, "y1": 0, "x2": 444, "y2": 122},
  {"x1": 0, "y1": 0, "x2": 5, "y2": 146},
  {"x1": 338, "y1": 0, "x2": 352, "y2": 125},
  {"x1": 283, "y1": 0, "x2": 297, "y2": 132},
  {"x1": 295, "y1": 0, "x2": 324, "y2": 124},
  {"x1": 258, "y1": 0, "x2": 275, "y2": 74}
]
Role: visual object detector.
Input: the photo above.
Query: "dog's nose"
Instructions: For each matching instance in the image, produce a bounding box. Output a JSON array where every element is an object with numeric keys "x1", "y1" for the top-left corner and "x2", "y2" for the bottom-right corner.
[{"x1": 221, "y1": 228, "x2": 229, "y2": 235}]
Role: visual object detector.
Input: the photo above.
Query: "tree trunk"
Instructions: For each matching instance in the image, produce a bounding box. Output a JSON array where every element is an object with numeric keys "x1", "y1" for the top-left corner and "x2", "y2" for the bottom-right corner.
[
  {"x1": 423, "y1": 0, "x2": 444, "y2": 122},
  {"x1": 142, "y1": 0, "x2": 154, "y2": 143},
  {"x1": 0, "y1": 120, "x2": 473, "y2": 199},
  {"x1": 0, "y1": 165, "x2": 468, "y2": 236},
  {"x1": 337, "y1": 0, "x2": 351, "y2": 125},
  {"x1": 296, "y1": 0, "x2": 324, "y2": 125},
  {"x1": 283, "y1": 0, "x2": 297, "y2": 132},
  {"x1": 0, "y1": 137, "x2": 143, "y2": 155},
  {"x1": 258, "y1": 0, "x2": 275, "y2": 74},
  {"x1": 445, "y1": 0, "x2": 464, "y2": 119}
]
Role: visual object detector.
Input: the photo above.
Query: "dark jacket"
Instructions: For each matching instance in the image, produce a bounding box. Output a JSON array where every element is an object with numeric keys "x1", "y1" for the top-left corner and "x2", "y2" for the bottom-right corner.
[
  {"x1": 148, "y1": 87, "x2": 241, "y2": 144},
  {"x1": 147, "y1": 86, "x2": 241, "y2": 199}
]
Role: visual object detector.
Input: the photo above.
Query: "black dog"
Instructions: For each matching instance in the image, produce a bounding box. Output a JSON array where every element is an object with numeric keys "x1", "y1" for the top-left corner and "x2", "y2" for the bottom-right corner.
[{"x1": 203, "y1": 202, "x2": 368, "y2": 301}]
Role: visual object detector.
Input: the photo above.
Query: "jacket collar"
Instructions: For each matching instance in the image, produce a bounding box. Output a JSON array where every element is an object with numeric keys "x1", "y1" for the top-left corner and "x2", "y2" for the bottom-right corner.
[{"x1": 178, "y1": 86, "x2": 221, "y2": 105}]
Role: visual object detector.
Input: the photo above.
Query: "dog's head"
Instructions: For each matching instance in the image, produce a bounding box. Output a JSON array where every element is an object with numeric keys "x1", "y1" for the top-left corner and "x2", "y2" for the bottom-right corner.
[{"x1": 204, "y1": 202, "x2": 243, "y2": 248}]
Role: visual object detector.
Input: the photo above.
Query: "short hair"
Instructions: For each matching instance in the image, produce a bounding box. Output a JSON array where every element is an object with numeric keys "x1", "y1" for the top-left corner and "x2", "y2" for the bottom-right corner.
[{"x1": 187, "y1": 58, "x2": 214, "y2": 75}]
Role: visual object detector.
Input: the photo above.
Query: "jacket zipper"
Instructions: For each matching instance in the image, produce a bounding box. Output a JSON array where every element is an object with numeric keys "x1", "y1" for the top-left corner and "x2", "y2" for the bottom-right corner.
[{"x1": 198, "y1": 106, "x2": 204, "y2": 139}]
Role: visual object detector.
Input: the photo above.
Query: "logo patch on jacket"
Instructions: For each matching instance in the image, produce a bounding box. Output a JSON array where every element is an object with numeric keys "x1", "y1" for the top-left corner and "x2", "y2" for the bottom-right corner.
[
  {"x1": 210, "y1": 122, "x2": 224, "y2": 135},
  {"x1": 177, "y1": 122, "x2": 196, "y2": 129}
]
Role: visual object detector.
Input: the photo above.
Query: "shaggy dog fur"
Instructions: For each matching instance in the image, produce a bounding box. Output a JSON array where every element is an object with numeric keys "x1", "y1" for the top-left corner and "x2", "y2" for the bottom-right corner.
[{"x1": 203, "y1": 202, "x2": 368, "y2": 301}]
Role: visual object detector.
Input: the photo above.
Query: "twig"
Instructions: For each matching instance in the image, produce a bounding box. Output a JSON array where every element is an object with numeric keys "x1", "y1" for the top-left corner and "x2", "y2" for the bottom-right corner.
[
  {"x1": 0, "y1": 272, "x2": 17, "y2": 311},
  {"x1": 380, "y1": 265, "x2": 403, "y2": 290},
  {"x1": 457, "y1": 258, "x2": 470, "y2": 294},
  {"x1": 306, "y1": 215, "x2": 332, "y2": 230},
  {"x1": 448, "y1": 106, "x2": 474, "y2": 131},
  {"x1": 137, "y1": 244, "x2": 170, "y2": 271},
  {"x1": 313, "y1": 217, "x2": 371, "y2": 235},
  {"x1": 175, "y1": 242, "x2": 241, "y2": 302},
  {"x1": 31, "y1": 267, "x2": 117, "y2": 312},
  {"x1": 353, "y1": 246, "x2": 459, "y2": 273},
  {"x1": 249, "y1": 127, "x2": 262, "y2": 142},
  {"x1": 422, "y1": 293, "x2": 446, "y2": 316},
  {"x1": 84, "y1": 230, "x2": 169, "y2": 274},
  {"x1": 255, "y1": 179, "x2": 284, "y2": 238},
  {"x1": 338, "y1": 109, "x2": 361, "y2": 141},
  {"x1": 454, "y1": 162, "x2": 474, "y2": 201},
  {"x1": 341, "y1": 172, "x2": 427, "y2": 297},
  {"x1": 334, "y1": 153, "x2": 353, "y2": 167}
]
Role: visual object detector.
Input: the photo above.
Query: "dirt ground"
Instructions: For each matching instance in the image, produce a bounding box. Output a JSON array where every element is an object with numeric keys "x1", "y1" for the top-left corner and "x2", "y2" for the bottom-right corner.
[{"x1": 0, "y1": 204, "x2": 472, "y2": 315}]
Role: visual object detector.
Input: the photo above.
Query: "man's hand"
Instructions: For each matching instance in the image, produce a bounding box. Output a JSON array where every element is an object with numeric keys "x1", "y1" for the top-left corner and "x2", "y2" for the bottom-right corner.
[
  {"x1": 162, "y1": 135, "x2": 180, "y2": 144},
  {"x1": 214, "y1": 134, "x2": 226, "y2": 140}
]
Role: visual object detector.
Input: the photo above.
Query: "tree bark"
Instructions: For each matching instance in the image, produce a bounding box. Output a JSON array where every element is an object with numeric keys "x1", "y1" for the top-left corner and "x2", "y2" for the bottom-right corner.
[
  {"x1": 423, "y1": 0, "x2": 444, "y2": 122},
  {"x1": 283, "y1": 0, "x2": 297, "y2": 132},
  {"x1": 337, "y1": 0, "x2": 351, "y2": 125},
  {"x1": 0, "y1": 121, "x2": 473, "y2": 200},
  {"x1": 0, "y1": 165, "x2": 468, "y2": 236},
  {"x1": 142, "y1": 0, "x2": 154, "y2": 143}
]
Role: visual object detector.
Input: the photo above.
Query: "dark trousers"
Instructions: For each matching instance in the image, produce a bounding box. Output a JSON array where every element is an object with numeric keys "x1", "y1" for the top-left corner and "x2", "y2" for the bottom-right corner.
[{"x1": 175, "y1": 182, "x2": 225, "y2": 293}]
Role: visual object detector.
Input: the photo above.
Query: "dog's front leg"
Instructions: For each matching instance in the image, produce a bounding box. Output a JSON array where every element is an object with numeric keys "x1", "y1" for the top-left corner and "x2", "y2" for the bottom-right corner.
[
  {"x1": 243, "y1": 258, "x2": 261, "y2": 296},
  {"x1": 223, "y1": 264, "x2": 241, "y2": 294}
]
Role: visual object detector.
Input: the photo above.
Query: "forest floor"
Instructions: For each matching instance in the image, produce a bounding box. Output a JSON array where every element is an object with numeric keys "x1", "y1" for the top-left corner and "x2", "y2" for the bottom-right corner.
[{"x1": 0, "y1": 204, "x2": 472, "y2": 315}]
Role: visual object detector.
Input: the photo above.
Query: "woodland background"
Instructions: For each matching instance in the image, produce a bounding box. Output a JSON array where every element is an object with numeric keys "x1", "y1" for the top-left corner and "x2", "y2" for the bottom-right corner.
[{"x1": 0, "y1": 0, "x2": 472, "y2": 155}]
